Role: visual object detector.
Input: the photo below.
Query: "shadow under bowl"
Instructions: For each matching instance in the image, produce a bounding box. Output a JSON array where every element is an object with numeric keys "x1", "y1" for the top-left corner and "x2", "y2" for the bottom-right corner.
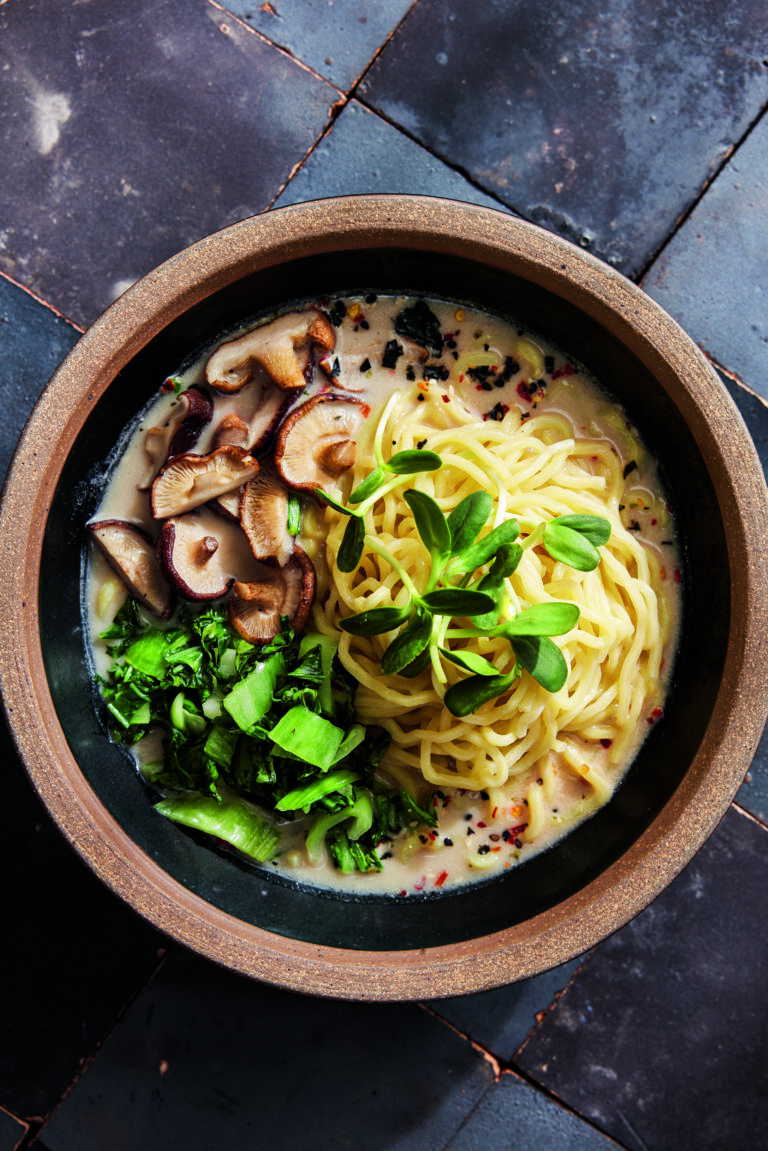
[{"x1": 2, "y1": 196, "x2": 767, "y2": 1000}]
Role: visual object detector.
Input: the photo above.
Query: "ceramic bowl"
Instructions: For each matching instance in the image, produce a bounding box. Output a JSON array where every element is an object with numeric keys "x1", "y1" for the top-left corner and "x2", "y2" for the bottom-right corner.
[{"x1": 2, "y1": 195, "x2": 767, "y2": 1000}]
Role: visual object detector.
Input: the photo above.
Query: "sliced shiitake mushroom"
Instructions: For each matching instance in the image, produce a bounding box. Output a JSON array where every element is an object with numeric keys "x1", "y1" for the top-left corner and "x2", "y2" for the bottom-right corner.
[
  {"x1": 273, "y1": 393, "x2": 369, "y2": 494},
  {"x1": 157, "y1": 513, "x2": 238, "y2": 601},
  {"x1": 208, "y1": 486, "x2": 244, "y2": 523},
  {"x1": 150, "y1": 446, "x2": 260, "y2": 519},
  {"x1": 210, "y1": 379, "x2": 293, "y2": 455},
  {"x1": 205, "y1": 310, "x2": 335, "y2": 393},
  {"x1": 88, "y1": 519, "x2": 174, "y2": 618},
  {"x1": 137, "y1": 388, "x2": 213, "y2": 490},
  {"x1": 228, "y1": 546, "x2": 315, "y2": 643},
  {"x1": 240, "y1": 466, "x2": 294, "y2": 567}
]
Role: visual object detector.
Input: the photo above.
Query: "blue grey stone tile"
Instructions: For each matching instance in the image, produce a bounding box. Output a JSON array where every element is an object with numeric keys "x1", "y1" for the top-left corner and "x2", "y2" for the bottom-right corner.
[
  {"x1": 275, "y1": 98, "x2": 511, "y2": 211},
  {"x1": 359, "y1": 0, "x2": 768, "y2": 278},
  {"x1": 0, "y1": 1108, "x2": 27, "y2": 1151},
  {"x1": 0, "y1": 711, "x2": 165, "y2": 1121},
  {"x1": 515, "y1": 805, "x2": 768, "y2": 1151},
  {"x1": 0, "y1": 0, "x2": 337, "y2": 327},
  {"x1": 445, "y1": 1071, "x2": 622, "y2": 1151},
  {"x1": 0, "y1": 275, "x2": 164, "y2": 1122},
  {"x1": 218, "y1": 0, "x2": 413, "y2": 90},
  {"x1": 429, "y1": 957, "x2": 583, "y2": 1062},
  {"x1": 39, "y1": 948, "x2": 495, "y2": 1151},
  {"x1": 0, "y1": 273, "x2": 80, "y2": 487},
  {"x1": 643, "y1": 115, "x2": 768, "y2": 400}
]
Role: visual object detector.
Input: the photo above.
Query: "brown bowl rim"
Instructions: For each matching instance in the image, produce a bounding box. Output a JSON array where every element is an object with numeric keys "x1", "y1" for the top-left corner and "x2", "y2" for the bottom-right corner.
[{"x1": 2, "y1": 194, "x2": 768, "y2": 1000}]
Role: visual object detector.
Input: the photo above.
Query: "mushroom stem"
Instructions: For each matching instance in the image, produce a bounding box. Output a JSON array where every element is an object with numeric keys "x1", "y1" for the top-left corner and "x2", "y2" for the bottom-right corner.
[
  {"x1": 318, "y1": 439, "x2": 357, "y2": 475},
  {"x1": 195, "y1": 536, "x2": 219, "y2": 564}
]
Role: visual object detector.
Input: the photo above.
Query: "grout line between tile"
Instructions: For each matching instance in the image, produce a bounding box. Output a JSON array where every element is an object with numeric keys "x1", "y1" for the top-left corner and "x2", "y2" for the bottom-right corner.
[
  {"x1": 32, "y1": 944, "x2": 172, "y2": 1140},
  {"x1": 638, "y1": 97, "x2": 768, "y2": 285},
  {"x1": 343, "y1": 0, "x2": 421, "y2": 93},
  {"x1": 418, "y1": 1000, "x2": 501, "y2": 1079},
  {"x1": 0, "y1": 269, "x2": 85, "y2": 333},
  {"x1": 205, "y1": 0, "x2": 344, "y2": 94},
  {"x1": 352, "y1": 93, "x2": 517, "y2": 214},
  {"x1": 704, "y1": 351, "x2": 768, "y2": 411}
]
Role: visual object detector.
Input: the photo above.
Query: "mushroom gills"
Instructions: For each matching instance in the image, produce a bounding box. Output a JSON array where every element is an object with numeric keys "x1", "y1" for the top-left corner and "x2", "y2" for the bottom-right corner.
[
  {"x1": 205, "y1": 310, "x2": 335, "y2": 393},
  {"x1": 151, "y1": 445, "x2": 260, "y2": 518},
  {"x1": 241, "y1": 466, "x2": 295, "y2": 567},
  {"x1": 229, "y1": 546, "x2": 316, "y2": 643}
]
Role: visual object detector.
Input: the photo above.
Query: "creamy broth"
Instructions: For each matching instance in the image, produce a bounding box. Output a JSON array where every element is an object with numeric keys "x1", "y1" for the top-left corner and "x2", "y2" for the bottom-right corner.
[{"x1": 86, "y1": 295, "x2": 680, "y2": 895}]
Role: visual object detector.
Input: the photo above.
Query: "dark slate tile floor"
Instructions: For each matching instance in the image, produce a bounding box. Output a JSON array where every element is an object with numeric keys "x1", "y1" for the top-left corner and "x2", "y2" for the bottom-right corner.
[{"x1": 1, "y1": 2, "x2": 768, "y2": 1148}]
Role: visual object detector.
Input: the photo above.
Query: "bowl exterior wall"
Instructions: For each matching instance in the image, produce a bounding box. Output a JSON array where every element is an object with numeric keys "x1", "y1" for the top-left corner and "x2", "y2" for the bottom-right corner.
[{"x1": 2, "y1": 196, "x2": 767, "y2": 999}]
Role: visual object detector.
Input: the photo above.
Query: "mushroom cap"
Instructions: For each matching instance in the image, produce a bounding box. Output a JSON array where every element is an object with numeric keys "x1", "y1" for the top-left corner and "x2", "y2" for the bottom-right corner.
[
  {"x1": 150, "y1": 445, "x2": 260, "y2": 518},
  {"x1": 88, "y1": 519, "x2": 175, "y2": 618},
  {"x1": 273, "y1": 393, "x2": 370, "y2": 494},
  {"x1": 205, "y1": 310, "x2": 335, "y2": 393},
  {"x1": 240, "y1": 466, "x2": 294, "y2": 567},
  {"x1": 137, "y1": 388, "x2": 213, "y2": 490},
  {"x1": 228, "y1": 546, "x2": 315, "y2": 643}
]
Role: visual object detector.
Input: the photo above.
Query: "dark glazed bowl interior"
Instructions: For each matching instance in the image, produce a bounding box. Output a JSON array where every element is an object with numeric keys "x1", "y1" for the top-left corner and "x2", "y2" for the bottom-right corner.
[{"x1": 3, "y1": 197, "x2": 767, "y2": 999}]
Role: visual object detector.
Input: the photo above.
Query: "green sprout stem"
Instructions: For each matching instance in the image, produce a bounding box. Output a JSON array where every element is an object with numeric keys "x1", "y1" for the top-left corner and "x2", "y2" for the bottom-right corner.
[{"x1": 364, "y1": 535, "x2": 422, "y2": 600}]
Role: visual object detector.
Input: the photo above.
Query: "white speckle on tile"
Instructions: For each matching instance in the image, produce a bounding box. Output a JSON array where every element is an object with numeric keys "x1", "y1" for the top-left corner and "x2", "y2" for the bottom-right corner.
[
  {"x1": 111, "y1": 278, "x2": 138, "y2": 301},
  {"x1": 30, "y1": 86, "x2": 72, "y2": 155}
]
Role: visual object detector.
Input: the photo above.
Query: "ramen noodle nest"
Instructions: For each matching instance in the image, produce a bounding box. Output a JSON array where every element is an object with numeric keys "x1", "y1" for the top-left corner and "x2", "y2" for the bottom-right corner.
[{"x1": 86, "y1": 295, "x2": 679, "y2": 895}]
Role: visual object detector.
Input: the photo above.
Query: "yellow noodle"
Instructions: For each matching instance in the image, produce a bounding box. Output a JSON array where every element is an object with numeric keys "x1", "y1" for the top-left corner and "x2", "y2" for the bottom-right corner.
[{"x1": 310, "y1": 388, "x2": 673, "y2": 848}]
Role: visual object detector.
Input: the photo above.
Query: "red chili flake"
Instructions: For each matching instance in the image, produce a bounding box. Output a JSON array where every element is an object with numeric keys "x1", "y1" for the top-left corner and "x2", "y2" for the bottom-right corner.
[
  {"x1": 646, "y1": 706, "x2": 664, "y2": 726},
  {"x1": 442, "y1": 394, "x2": 450, "y2": 403},
  {"x1": 476, "y1": 820, "x2": 487, "y2": 828},
  {"x1": 161, "y1": 377, "x2": 175, "y2": 392},
  {"x1": 491, "y1": 846, "x2": 502, "y2": 853},
  {"x1": 551, "y1": 363, "x2": 576, "y2": 380},
  {"x1": 651, "y1": 518, "x2": 657, "y2": 526},
  {"x1": 434, "y1": 871, "x2": 449, "y2": 888},
  {"x1": 674, "y1": 568, "x2": 681, "y2": 583},
  {"x1": 398, "y1": 890, "x2": 407, "y2": 898},
  {"x1": 516, "y1": 381, "x2": 531, "y2": 401},
  {"x1": 491, "y1": 806, "x2": 499, "y2": 819},
  {"x1": 508, "y1": 823, "x2": 528, "y2": 837},
  {"x1": 600, "y1": 738, "x2": 613, "y2": 749},
  {"x1": 413, "y1": 877, "x2": 426, "y2": 891}
]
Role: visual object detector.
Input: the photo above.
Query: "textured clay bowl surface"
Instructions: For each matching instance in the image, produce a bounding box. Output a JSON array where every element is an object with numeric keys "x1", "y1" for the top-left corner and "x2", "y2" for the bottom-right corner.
[{"x1": 2, "y1": 196, "x2": 768, "y2": 1001}]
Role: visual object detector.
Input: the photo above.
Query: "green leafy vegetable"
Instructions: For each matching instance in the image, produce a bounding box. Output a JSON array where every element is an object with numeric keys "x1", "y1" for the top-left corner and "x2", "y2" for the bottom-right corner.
[{"x1": 97, "y1": 602, "x2": 435, "y2": 876}]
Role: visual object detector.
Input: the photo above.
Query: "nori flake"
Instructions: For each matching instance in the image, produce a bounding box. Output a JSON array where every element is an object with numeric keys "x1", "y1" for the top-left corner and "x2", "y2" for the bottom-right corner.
[{"x1": 394, "y1": 299, "x2": 443, "y2": 356}]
